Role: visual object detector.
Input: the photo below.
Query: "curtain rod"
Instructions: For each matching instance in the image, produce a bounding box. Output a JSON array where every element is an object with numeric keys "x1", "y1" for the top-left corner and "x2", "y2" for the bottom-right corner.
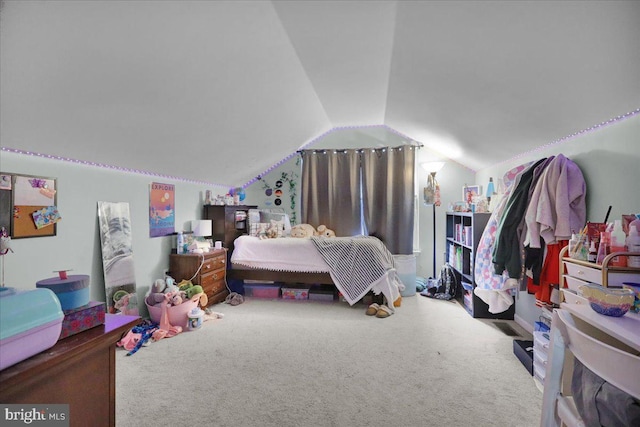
[{"x1": 297, "y1": 143, "x2": 422, "y2": 154}]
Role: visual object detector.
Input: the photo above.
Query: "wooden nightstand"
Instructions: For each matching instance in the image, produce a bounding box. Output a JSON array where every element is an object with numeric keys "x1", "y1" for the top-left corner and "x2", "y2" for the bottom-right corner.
[{"x1": 169, "y1": 249, "x2": 228, "y2": 305}]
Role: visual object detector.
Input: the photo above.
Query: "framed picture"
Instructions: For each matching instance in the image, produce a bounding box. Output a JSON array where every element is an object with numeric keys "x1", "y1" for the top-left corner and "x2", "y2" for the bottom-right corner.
[
  {"x1": 10, "y1": 174, "x2": 58, "y2": 238},
  {"x1": 463, "y1": 185, "x2": 482, "y2": 204}
]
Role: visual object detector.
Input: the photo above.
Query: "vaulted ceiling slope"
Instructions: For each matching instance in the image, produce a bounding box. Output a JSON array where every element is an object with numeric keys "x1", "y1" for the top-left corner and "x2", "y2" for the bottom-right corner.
[{"x1": 1, "y1": 1, "x2": 638, "y2": 187}]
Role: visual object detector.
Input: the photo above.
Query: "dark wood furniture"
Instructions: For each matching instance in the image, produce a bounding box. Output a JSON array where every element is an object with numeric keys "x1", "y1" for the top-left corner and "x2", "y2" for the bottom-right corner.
[
  {"x1": 203, "y1": 204, "x2": 257, "y2": 262},
  {"x1": 170, "y1": 249, "x2": 228, "y2": 305},
  {"x1": 0, "y1": 314, "x2": 140, "y2": 427}
]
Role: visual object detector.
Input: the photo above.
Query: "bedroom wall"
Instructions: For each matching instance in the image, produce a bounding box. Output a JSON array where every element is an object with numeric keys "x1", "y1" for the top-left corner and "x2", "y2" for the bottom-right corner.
[
  {"x1": 475, "y1": 113, "x2": 640, "y2": 330},
  {"x1": 0, "y1": 151, "x2": 229, "y2": 317}
]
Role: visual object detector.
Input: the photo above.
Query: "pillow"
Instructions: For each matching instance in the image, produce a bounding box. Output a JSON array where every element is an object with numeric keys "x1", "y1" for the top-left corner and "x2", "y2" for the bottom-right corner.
[
  {"x1": 259, "y1": 210, "x2": 291, "y2": 236},
  {"x1": 249, "y1": 222, "x2": 270, "y2": 238}
]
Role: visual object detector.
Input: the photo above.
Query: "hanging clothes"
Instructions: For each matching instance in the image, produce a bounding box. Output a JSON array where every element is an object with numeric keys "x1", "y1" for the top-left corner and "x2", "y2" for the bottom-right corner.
[
  {"x1": 524, "y1": 154, "x2": 586, "y2": 305},
  {"x1": 524, "y1": 153, "x2": 587, "y2": 248},
  {"x1": 492, "y1": 158, "x2": 548, "y2": 280},
  {"x1": 473, "y1": 162, "x2": 534, "y2": 314},
  {"x1": 534, "y1": 240, "x2": 568, "y2": 307}
]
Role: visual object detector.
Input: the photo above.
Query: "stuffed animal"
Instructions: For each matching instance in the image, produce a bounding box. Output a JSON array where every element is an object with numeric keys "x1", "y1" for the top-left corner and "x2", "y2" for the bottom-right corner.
[
  {"x1": 185, "y1": 285, "x2": 203, "y2": 300},
  {"x1": 290, "y1": 223, "x2": 316, "y2": 238},
  {"x1": 167, "y1": 291, "x2": 183, "y2": 306},
  {"x1": 316, "y1": 225, "x2": 336, "y2": 238},
  {"x1": 145, "y1": 279, "x2": 166, "y2": 306},
  {"x1": 259, "y1": 220, "x2": 281, "y2": 240},
  {"x1": 178, "y1": 280, "x2": 204, "y2": 300}
]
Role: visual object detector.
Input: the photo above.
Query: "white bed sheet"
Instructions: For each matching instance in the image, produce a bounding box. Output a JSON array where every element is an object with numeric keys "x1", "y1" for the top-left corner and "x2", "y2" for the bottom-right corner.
[{"x1": 231, "y1": 235, "x2": 330, "y2": 273}]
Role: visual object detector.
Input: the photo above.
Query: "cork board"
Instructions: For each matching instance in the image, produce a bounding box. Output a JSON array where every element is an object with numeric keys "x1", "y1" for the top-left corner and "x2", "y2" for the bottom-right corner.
[{"x1": 9, "y1": 174, "x2": 58, "y2": 238}]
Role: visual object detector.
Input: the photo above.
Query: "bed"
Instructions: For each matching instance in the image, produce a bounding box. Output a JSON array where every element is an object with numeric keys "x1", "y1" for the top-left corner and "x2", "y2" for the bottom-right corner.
[{"x1": 230, "y1": 235, "x2": 404, "y2": 308}]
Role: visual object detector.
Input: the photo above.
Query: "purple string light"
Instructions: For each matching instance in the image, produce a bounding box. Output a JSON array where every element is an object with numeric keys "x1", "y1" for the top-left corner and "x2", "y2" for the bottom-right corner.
[
  {"x1": 5, "y1": 109, "x2": 638, "y2": 189},
  {"x1": 0, "y1": 147, "x2": 228, "y2": 187}
]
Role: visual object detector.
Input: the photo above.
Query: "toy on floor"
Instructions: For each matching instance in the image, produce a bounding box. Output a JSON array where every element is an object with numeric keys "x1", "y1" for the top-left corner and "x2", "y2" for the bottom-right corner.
[
  {"x1": 152, "y1": 293, "x2": 183, "y2": 341},
  {"x1": 118, "y1": 320, "x2": 158, "y2": 356}
]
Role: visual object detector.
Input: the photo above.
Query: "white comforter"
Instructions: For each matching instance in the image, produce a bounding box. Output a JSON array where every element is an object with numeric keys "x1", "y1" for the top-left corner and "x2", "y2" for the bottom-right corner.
[
  {"x1": 231, "y1": 235, "x2": 330, "y2": 273},
  {"x1": 231, "y1": 235, "x2": 403, "y2": 310}
]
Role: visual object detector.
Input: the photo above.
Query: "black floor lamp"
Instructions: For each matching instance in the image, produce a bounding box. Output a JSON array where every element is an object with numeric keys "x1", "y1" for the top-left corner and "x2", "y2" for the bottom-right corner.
[{"x1": 421, "y1": 161, "x2": 445, "y2": 278}]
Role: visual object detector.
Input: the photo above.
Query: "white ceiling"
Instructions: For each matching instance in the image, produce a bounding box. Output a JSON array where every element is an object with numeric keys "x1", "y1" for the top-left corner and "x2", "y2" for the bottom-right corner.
[{"x1": 1, "y1": 0, "x2": 638, "y2": 187}]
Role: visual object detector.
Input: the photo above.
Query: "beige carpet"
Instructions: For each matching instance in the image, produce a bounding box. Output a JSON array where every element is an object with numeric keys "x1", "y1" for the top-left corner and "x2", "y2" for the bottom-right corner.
[{"x1": 116, "y1": 294, "x2": 541, "y2": 427}]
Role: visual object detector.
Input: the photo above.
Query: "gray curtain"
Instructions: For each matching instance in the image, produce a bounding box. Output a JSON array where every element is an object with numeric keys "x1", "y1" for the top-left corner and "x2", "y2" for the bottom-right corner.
[
  {"x1": 361, "y1": 146, "x2": 415, "y2": 254},
  {"x1": 300, "y1": 145, "x2": 416, "y2": 254},
  {"x1": 300, "y1": 149, "x2": 362, "y2": 238}
]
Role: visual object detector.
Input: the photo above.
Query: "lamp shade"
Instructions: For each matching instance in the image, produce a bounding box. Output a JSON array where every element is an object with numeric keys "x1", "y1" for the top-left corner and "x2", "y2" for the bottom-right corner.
[
  {"x1": 191, "y1": 220, "x2": 212, "y2": 237},
  {"x1": 421, "y1": 161, "x2": 445, "y2": 174}
]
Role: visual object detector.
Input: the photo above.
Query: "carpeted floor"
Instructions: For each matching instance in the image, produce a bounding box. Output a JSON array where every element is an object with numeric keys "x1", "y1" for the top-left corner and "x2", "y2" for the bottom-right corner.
[{"x1": 116, "y1": 294, "x2": 541, "y2": 427}]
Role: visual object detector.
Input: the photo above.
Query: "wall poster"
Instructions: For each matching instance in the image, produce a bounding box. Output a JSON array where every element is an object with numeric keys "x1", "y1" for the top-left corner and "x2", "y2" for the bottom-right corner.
[
  {"x1": 149, "y1": 182, "x2": 175, "y2": 237},
  {"x1": 97, "y1": 201, "x2": 139, "y2": 315}
]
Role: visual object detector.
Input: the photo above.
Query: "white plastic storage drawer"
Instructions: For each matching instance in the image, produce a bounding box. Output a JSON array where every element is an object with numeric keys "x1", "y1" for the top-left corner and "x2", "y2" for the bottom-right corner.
[
  {"x1": 533, "y1": 331, "x2": 550, "y2": 355},
  {"x1": 563, "y1": 274, "x2": 592, "y2": 292},
  {"x1": 564, "y1": 262, "x2": 602, "y2": 285},
  {"x1": 561, "y1": 288, "x2": 589, "y2": 305}
]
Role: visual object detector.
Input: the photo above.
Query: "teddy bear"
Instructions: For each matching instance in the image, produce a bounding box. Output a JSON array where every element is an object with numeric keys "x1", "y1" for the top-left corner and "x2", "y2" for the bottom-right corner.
[
  {"x1": 316, "y1": 225, "x2": 336, "y2": 238},
  {"x1": 290, "y1": 223, "x2": 316, "y2": 238}
]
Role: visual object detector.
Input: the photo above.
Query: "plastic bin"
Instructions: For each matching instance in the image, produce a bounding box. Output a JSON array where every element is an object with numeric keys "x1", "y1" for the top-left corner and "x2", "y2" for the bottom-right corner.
[
  {"x1": 394, "y1": 254, "x2": 416, "y2": 297},
  {"x1": 0, "y1": 287, "x2": 64, "y2": 370},
  {"x1": 282, "y1": 286, "x2": 309, "y2": 300},
  {"x1": 309, "y1": 285, "x2": 336, "y2": 301},
  {"x1": 244, "y1": 284, "x2": 281, "y2": 298}
]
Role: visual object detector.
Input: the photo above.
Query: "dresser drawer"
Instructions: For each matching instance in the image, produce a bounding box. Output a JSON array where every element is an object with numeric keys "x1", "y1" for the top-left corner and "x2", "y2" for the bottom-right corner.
[
  {"x1": 201, "y1": 268, "x2": 225, "y2": 287},
  {"x1": 563, "y1": 275, "x2": 592, "y2": 292},
  {"x1": 564, "y1": 262, "x2": 602, "y2": 285},
  {"x1": 201, "y1": 278, "x2": 226, "y2": 298},
  {"x1": 201, "y1": 255, "x2": 226, "y2": 274}
]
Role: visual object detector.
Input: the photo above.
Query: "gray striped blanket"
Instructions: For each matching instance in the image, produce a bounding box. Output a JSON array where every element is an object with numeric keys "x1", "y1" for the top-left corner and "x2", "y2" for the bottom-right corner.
[{"x1": 310, "y1": 235, "x2": 398, "y2": 305}]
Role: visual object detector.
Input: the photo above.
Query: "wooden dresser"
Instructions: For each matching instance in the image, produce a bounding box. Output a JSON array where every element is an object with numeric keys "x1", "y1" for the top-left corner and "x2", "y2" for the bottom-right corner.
[
  {"x1": 0, "y1": 314, "x2": 140, "y2": 427},
  {"x1": 203, "y1": 204, "x2": 256, "y2": 263},
  {"x1": 169, "y1": 249, "x2": 228, "y2": 305}
]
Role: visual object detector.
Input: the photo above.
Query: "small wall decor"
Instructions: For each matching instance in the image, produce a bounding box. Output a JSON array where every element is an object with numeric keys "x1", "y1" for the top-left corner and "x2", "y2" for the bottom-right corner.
[
  {"x1": 257, "y1": 160, "x2": 300, "y2": 224},
  {"x1": 4, "y1": 173, "x2": 59, "y2": 238},
  {"x1": 463, "y1": 184, "x2": 482, "y2": 206},
  {"x1": 149, "y1": 182, "x2": 175, "y2": 237}
]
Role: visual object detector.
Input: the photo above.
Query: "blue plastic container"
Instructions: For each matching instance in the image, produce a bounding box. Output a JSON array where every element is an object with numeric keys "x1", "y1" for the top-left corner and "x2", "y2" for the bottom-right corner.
[
  {"x1": 36, "y1": 274, "x2": 90, "y2": 311},
  {"x1": 0, "y1": 287, "x2": 64, "y2": 370}
]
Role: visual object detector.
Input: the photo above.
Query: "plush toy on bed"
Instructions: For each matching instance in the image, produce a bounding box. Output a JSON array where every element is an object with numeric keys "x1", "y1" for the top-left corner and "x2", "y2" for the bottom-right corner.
[
  {"x1": 316, "y1": 225, "x2": 336, "y2": 238},
  {"x1": 290, "y1": 223, "x2": 316, "y2": 238},
  {"x1": 259, "y1": 220, "x2": 281, "y2": 240}
]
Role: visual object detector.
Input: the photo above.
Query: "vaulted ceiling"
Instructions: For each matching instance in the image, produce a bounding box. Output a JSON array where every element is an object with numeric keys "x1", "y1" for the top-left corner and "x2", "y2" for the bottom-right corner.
[{"x1": 1, "y1": 1, "x2": 638, "y2": 187}]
